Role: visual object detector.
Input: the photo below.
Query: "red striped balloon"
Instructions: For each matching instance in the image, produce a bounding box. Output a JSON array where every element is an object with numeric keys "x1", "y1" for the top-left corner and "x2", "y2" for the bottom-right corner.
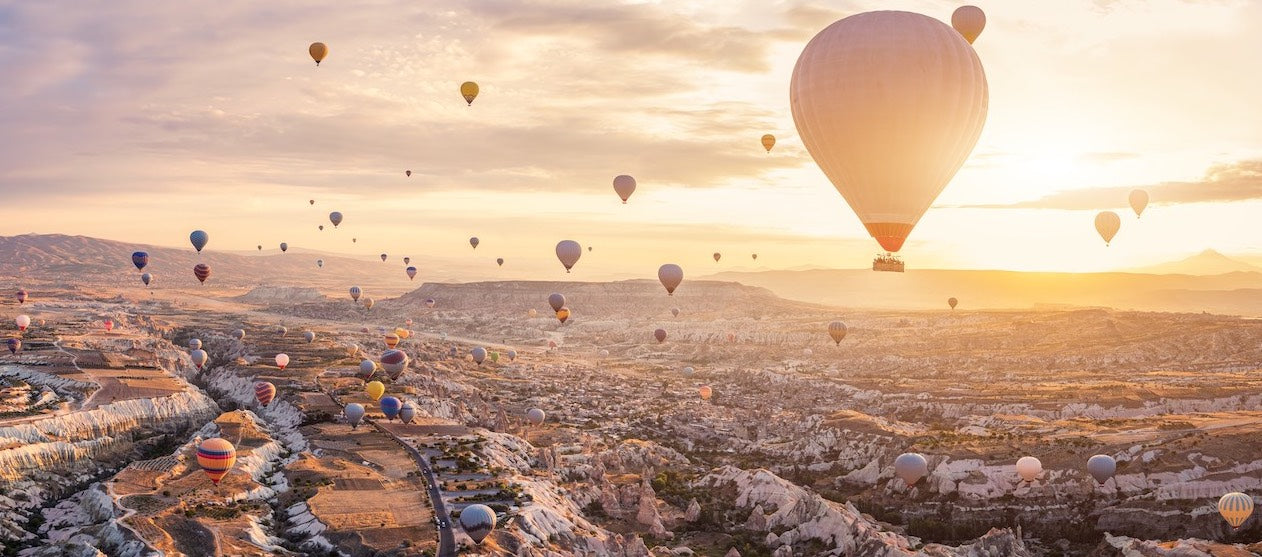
[
  {"x1": 193, "y1": 263, "x2": 211, "y2": 284},
  {"x1": 196, "y1": 438, "x2": 236, "y2": 485},
  {"x1": 254, "y1": 381, "x2": 276, "y2": 406}
]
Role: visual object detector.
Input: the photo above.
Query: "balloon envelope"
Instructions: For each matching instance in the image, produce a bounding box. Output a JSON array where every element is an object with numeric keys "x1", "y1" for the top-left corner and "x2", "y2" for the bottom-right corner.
[
  {"x1": 527, "y1": 408, "x2": 545, "y2": 425},
  {"x1": 385, "y1": 333, "x2": 400, "y2": 348},
  {"x1": 613, "y1": 175, "x2": 637, "y2": 203},
  {"x1": 556, "y1": 307, "x2": 570, "y2": 324},
  {"x1": 381, "y1": 349, "x2": 409, "y2": 378},
  {"x1": 761, "y1": 134, "x2": 775, "y2": 152},
  {"x1": 360, "y1": 359, "x2": 377, "y2": 378},
  {"x1": 189, "y1": 230, "x2": 209, "y2": 252},
  {"x1": 460, "y1": 81, "x2": 480, "y2": 105},
  {"x1": 196, "y1": 438, "x2": 236, "y2": 485},
  {"x1": 279, "y1": 242, "x2": 288, "y2": 253},
  {"x1": 141, "y1": 273, "x2": 152, "y2": 286},
  {"x1": 400, "y1": 403, "x2": 416, "y2": 424},
  {"x1": 555, "y1": 240, "x2": 582, "y2": 272},
  {"x1": 275, "y1": 353, "x2": 290, "y2": 369},
  {"x1": 255, "y1": 381, "x2": 276, "y2": 406},
  {"x1": 1218, "y1": 492, "x2": 1254, "y2": 529},
  {"x1": 309, "y1": 42, "x2": 328, "y2": 65},
  {"x1": 1086, "y1": 454, "x2": 1116, "y2": 485},
  {"x1": 951, "y1": 5, "x2": 986, "y2": 44},
  {"x1": 406, "y1": 266, "x2": 417, "y2": 280},
  {"x1": 471, "y1": 347, "x2": 487, "y2": 364},
  {"x1": 1095, "y1": 211, "x2": 1121, "y2": 245},
  {"x1": 548, "y1": 293, "x2": 566, "y2": 312},
  {"x1": 131, "y1": 251, "x2": 149, "y2": 271},
  {"x1": 379, "y1": 396, "x2": 402, "y2": 420},
  {"x1": 349, "y1": 287, "x2": 362, "y2": 301},
  {"x1": 469, "y1": 237, "x2": 479, "y2": 249},
  {"x1": 232, "y1": 329, "x2": 245, "y2": 340},
  {"x1": 1129, "y1": 189, "x2": 1149, "y2": 217},
  {"x1": 6, "y1": 338, "x2": 20, "y2": 354},
  {"x1": 190, "y1": 349, "x2": 208, "y2": 370},
  {"x1": 303, "y1": 331, "x2": 316, "y2": 343},
  {"x1": 654, "y1": 328, "x2": 667, "y2": 343},
  {"x1": 948, "y1": 297, "x2": 958, "y2": 309},
  {"x1": 1016, "y1": 456, "x2": 1042, "y2": 482},
  {"x1": 658, "y1": 264, "x2": 683, "y2": 295},
  {"x1": 894, "y1": 453, "x2": 928, "y2": 486},
  {"x1": 699, "y1": 386, "x2": 713, "y2": 400},
  {"x1": 15, "y1": 315, "x2": 30, "y2": 331},
  {"x1": 329, "y1": 212, "x2": 343, "y2": 227},
  {"x1": 345, "y1": 403, "x2": 365, "y2": 428},
  {"x1": 459, "y1": 504, "x2": 496, "y2": 544},
  {"x1": 189, "y1": 338, "x2": 202, "y2": 350},
  {"x1": 193, "y1": 263, "x2": 211, "y2": 284},
  {"x1": 828, "y1": 321, "x2": 847, "y2": 345}
]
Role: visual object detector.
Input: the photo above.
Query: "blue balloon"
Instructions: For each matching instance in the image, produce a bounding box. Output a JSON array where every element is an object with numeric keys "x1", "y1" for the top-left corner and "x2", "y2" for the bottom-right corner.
[
  {"x1": 380, "y1": 396, "x2": 401, "y2": 421},
  {"x1": 131, "y1": 251, "x2": 149, "y2": 271},
  {"x1": 189, "y1": 230, "x2": 209, "y2": 252}
]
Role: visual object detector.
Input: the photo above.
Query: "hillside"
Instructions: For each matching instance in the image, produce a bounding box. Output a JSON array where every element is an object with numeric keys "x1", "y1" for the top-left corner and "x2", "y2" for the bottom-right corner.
[{"x1": 1130, "y1": 249, "x2": 1262, "y2": 275}]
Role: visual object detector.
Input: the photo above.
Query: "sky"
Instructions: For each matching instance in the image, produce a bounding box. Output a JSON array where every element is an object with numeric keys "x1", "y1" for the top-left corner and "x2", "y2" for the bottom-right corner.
[{"x1": 1, "y1": 0, "x2": 1261, "y2": 278}]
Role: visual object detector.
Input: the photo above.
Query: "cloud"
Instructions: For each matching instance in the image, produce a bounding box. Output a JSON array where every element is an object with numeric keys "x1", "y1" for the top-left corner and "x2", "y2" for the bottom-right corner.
[{"x1": 952, "y1": 159, "x2": 1262, "y2": 209}]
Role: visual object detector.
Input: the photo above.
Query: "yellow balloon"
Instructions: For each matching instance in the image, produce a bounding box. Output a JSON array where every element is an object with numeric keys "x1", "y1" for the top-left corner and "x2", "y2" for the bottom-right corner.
[
  {"x1": 395, "y1": 327, "x2": 410, "y2": 340},
  {"x1": 385, "y1": 333, "x2": 400, "y2": 349},
  {"x1": 460, "y1": 81, "x2": 479, "y2": 106},
  {"x1": 1095, "y1": 211, "x2": 1121, "y2": 246},
  {"x1": 1219, "y1": 492, "x2": 1254, "y2": 529},
  {"x1": 761, "y1": 134, "x2": 776, "y2": 153},
  {"x1": 309, "y1": 42, "x2": 329, "y2": 66},
  {"x1": 555, "y1": 307, "x2": 570, "y2": 324},
  {"x1": 365, "y1": 381, "x2": 385, "y2": 402}
]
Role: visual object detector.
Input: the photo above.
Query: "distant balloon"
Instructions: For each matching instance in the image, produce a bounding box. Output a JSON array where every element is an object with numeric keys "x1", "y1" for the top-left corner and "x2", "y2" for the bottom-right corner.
[
  {"x1": 490, "y1": 351, "x2": 500, "y2": 363},
  {"x1": 527, "y1": 408, "x2": 545, "y2": 425},
  {"x1": 6, "y1": 338, "x2": 19, "y2": 354},
  {"x1": 948, "y1": 297, "x2": 958, "y2": 310},
  {"x1": 713, "y1": 252, "x2": 721, "y2": 263},
  {"x1": 141, "y1": 273, "x2": 152, "y2": 286},
  {"x1": 255, "y1": 382, "x2": 276, "y2": 406},
  {"x1": 1129, "y1": 189, "x2": 1149, "y2": 218},
  {"x1": 405, "y1": 170, "x2": 412, "y2": 177},
  {"x1": 385, "y1": 333, "x2": 400, "y2": 349},
  {"x1": 682, "y1": 366, "x2": 695, "y2": 377},
  {"x1": 362, "y1": 297, "x2": 374, "y2": 310},
  {"x1": 394, "y1": 328, "x2": 410, "y2": 340},
  {"x1": 548, "y1": 340, "x2": 557, "y2": 349},
  {"x1": 506, "y1": 349, "x2": 517, "y2": 361},
  {"x1": 548, "y1": 293, "x2": 566, "y2": 312},
  {"x1": 555, "y1": 240, "x2": 582, "y2": 272},
  {"x1": 276, "y1": 243, "x2": 286, "y2": 253},
  {"x1": 349, "y1": 286, "x2": 362, "y2": 302},
  {"x1": 400, "y1": 403, "x2": 416, "y2": 424},
  {"x1": 752, "y1": 253, "x2": 758, "y2": 260},
  {"x1": 352, "y1": 238, "x2": 357, "y2": 243},
  {"x1": 658, "y1": 264, "x2": 683, "y2": 296},
  {"x1": 309, "y1": 199, "x2": 315, "y2": 206},
  {"x1": 1016, "y1": 456, "x2": 1042, "y2": 483},
  {"x1": 761, "y1": 134, "x2": 776, "y2": 153},
  {"x1": 828, "y1": 321, "x2": 847, "y2": 345},
  {"x1": 366, "y1": 381, "x2": 385, "y2": 402},
  {"x1": 309, "y1": 42, "x2": 328, "y2": 66},
  {"x1": 556, "y1": 307, "x2": 570, "y2": 324},
  {"x1": 189, "y1": 338, "x2": 202, "y2": 351},
  {"x1": 277, "y1": 326, "x2": 287, "y2": 337},
  {"x1": 15, "y1": 315, "x2": 30, "y2": 331},
  {"x1": 406, "y1": 266, "x2": 418, "y2": 280},
  {"x1": 403, "y1": 257, "x2": 411, "y2": 265},
  {"x1": 1095, "y1": 211, "x2": 1121, "y2": 246},
  {"x1": 598, "y1": 349, "x2": 609, "y2": 357},
  {"x1": 459, "y1": 504, "x2": 496, "y2": 544},
  {"x1": 360, "y1": 359, "x2": 377, "y2": 379},
  {"x1": 318, "y1": 225, "x2": 324, "y2": 231},
  {"x1": 1219, "y1": 492, "x2": 1254, "y2": 529},
  {"x1": 131, "y1": 251, "x2": 149, "y2": 271},
  {"x1": 329, "y1": 212, "x2": 343, "y2": 228},
  {"x1": 303, "y1": 331, "x2": 316, "y2": 343},
  {"x1": 894, "y1": 453, "x2": 929, "y2": 486},
  {"x1": 469, "y1": 237, "x2": 479, "y2": 249},
  {"x1": 345, "y1": 403, "x2": 365, "y2": 429},
  {"x1": 951, "y1": 6, "x2": 986, "y2": 44},
  {"x1": 193, "y1": 263, "x2": 211, "y2": 284},
  {"x1": 613, "y1": 175, "x2": 637, "y2": 204},
  {"x1": 472, "y1": 347, "x2": 487, "y2": 364},
  {"x1": 231, "y1": 329, "x2": 245, "y2": 340},
  {"x1": 803, "y1": 348, "x2": 813, "y2": 356},
  {"x1": 460, "y1": 81, "x2": 480, "y2": 106},
  {"x1": 189, "y1": 230, "x2": 209, "y2": 252},
  {"x1": 425, "y1": 298, "x2": 436, "y2": 309},
  {"x1": 699, "y1": 386, "x2": 713, "y2": 400},
  {"x1": 671, "y1": 307, "x2": 680, "y2": 318},
  {"x1": 104, "y1": 320, "x2": 114, "y2": 332},
  {"x1": 381, "y1": 349, "x2": 409, "y2": 378},
  {"x1": 496, "y1": 258, "x2": 504, "y2": 267},
  {"x1": 1086, "y1": 454, "x2": 1116, "y2": 485},
  {"x1": 316, "y1": 259, "x2": 324, "y2": 268},
  {"x1": 196, "y1": 438, "x2": 236, "y2": 485},
  {"x1": 258, "y1": 245, "x2": 263, "y2": 250},
  {"x1": 381, "y1": 253, "x2": 388, "y2": 262},
  {"x1": 528, "y1": 308, "x2": 538, "y2": 318},
  {"x1": 275, "y1": 353, "x2": 290, "y2": 370},
  {"x1": 654, "y1": 328, "x2": 667, "y2": 343}
]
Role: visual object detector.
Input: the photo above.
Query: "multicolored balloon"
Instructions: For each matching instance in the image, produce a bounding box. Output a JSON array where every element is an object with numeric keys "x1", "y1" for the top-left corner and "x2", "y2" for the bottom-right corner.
[
  {"x1": 193, "y1": 263, "x2": 211, "y2": 284},
  {"x1": 196, "y1": 438, "x2": 237, "y2": 485},
  {"x1": 459, "y1": 504, "x2": 496, "y2": 544},
  {"x1": 275, "y1": 353, "x2": 290, "y2": 370},
  {"x1": 380, "y1": 396, "x2": 402, "y2": 421},
  {"x1": 131, "y1": 251, "x2": 149, "y2": 271},
  {"x1": 255, "y1": 381, "x2": 276, "y2": 406}
]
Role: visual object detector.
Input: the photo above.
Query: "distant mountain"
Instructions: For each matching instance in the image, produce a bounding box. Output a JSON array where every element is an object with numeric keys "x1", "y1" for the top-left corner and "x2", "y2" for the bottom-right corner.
[{"x1": 1129, "y1": 249, "x2": 1262, "y2": 275}]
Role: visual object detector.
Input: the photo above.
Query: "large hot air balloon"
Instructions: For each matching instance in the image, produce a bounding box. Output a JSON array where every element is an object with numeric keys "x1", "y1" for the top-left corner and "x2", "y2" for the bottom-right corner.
[
  {"x1": 658, "y1": 264, "x2": 683, "y2": 296},
  {"x1": 1086, "y1": 454, "x2": 1116, "y2": 485},
  {"x1": 189, "y1": 339, "x2": 202, "y2": 350},
  {"x1": 193, "y1": 263, "x2": 211, "y2": 284},
  {"x1": 309, "y1": 42, "x2": 328, "y2": 66},
  {"x1": 1219, "y1": 492, "x2": 1254, "y2": 529},
  {"x1": 385, "y1": 333, "x2": 400, "y2": 349},
  {"x1": 360, "y1": 359, "x2": 377, "y2": 379},
  {"x1": 345, "y1": 403, "x2": 365, "y2": 429},
  {"x1": 791, "y1": 11, "x2": 988, "y2": 259},
  {"x1": 654, "y1": 328, "x2": 667, "y2": 343},
  {"x1": 349, "y1": 287, "x2": 362, "y2": 302},
  {"x1": 365, "y1": 381, "x2": 385, "y2": 401},
  {"x1": 1129, "y1": 189, "x2": 1149, "y2": 218},
  {"x1": 131, "y1": 251, "x2": 149, "y2": 271},
  {"x1": 471, "y1": 347, "x2": 487, "y2": 364},
  {"x1": 613, "y1": 175, "x2": 636, "y2": 203},
  {"x1": 761, "y1": 134, "x2": 776, "y2": 153},
  {"x1": 496, "y1": 258, "x2": 504, "y2": 267},
  {"x1": 950, "y1": 6, "x2": 986, "y2": 44},
  {"x1": 828, "y1": 321, "x2": 847, "y2": 345},
  {"x1": 231, "y1": 329, "x2": 245, "y2": 340},
  {"x1": 894, "y1": 453, "x2": 929, "y2": 486},
  {"x1": 460, "y1": 81, "x2": 479, "y2": 105},
  {"x1": 255, "y1": 381, "x2": 276, "y2": 406},
  {"x1": 948, "y1": 297, "x2": 958, "y2": 310},
  {"x1": 196, "y1": 438, "x2": 236, "y2": 485},
  {"x1": 469, "y1": 237, "x2": 479, "y2": 249},
  {"x1": 190, "y1": 349, "x2": 208, "y2": 370},
  {"x1": 555, "y1": 240, "x2": 582, "y2": 272},
  {"x1": 329, "y1": 212, "x2": 343, "y2": 228},
  {"x1": 548, "y1": 293, "x2": 566, "y2": 312},
  {"x1": 380, "y1": 396, "x2": 402, "y2": 420},
  {"x1": 380, "y1": 253, "x2": 388, "y2": 262},
  {"x1": 15, "y1": 315, "x2": 30, "y2": 332},
  {"x1": 699, "y1": 386, "x2": 713, "y2": 400},
  {"x1": 1016, "y1": 456, "x2": 1042, "y2": 483},
  {"x1": 556, "y1": 307, "x2": 570, "y2": 324},
  {"x1": 400, "y1": 403, "x2": 416, "y2": 424},
  {"x1": 303, "y1": 331, "x2": 316, "y2": 343},
  {"x1": 406, "y1": 266, "x2": 418, "y2": 280},
  {"x1": 141, "y1": 273, "x2": 152, "y2": 286},
  {"x1": 526, "y1": 408, "x2": 545, "y2": 425},
  {"x1": 189, "y1": 230, "x2": 209, "y2": 252},
  {"x1": 275, "y1": 353, "x2": 290, "y2": 370},
  {"x1": 1095, "y1": 211, "x2": 1121, "y2": 246},
  {"x1": 459, "y1": 504, "x2": 496, "y2": 544},
  {"x1": 7, "y1": 338, "x2": 21, "y2": 355},
  {"x1": 381, "y1": 349, "x2": 408, "y2": 378}
]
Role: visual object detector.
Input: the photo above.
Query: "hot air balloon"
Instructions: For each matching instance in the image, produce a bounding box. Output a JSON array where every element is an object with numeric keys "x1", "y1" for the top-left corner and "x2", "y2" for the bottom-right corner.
[
  {"x1": 380, "y1": 396, "x2": 401, "y2": 421},
  {"x1": 316, "y1": 259, "x2": 324, "y2": 268},
  {"x1": 255, "y1": 381, "x2": 276, "y2": 406},
  {"x1": 1086, "y1": 454, "x2": 1116, "y2": 485},
  {"x1": 761, "y1": 134, "x2": 776, "y2": 153},
  {"x1": 469, "y1": 237, "x2": 479, "y2": 249},
  {"x1": 654, "y1": 328, "x2": 667, "y2": 343},
  {"x1": 1095, "y1": 211, "x2": 1121, "y2": 246},
  {"x1": 366, "y1": 381, "x2": 385, "y2": 402},
  {"x1": 309, "y1": 42, "x2": 328, "y2": 65},
  {"x1": 1129, "y1": 189, "x2": 1149, "y2": 218},
  {"x1": 103, "y1": 320, "x2": 114, "y2": 333},
  {"x1": 791, "y1": 11, "x2": 987, "y2": 263},
  {"x1": 548, "y1": 293, "x2": 566, "y2": 312},
  {"x1": 951, "y1": 6, "x2": 986, "y2": 44},
  {"x1": 380, "y1": 253, "x2": 388, "y2": 262},
  {"x1": 490, "y1": 351, "x2": 500, "y2": 363},
  {"x1": 803, "y1": 348, "x2": 814, "y2": 356},
  {"x1": 395, "y1": 328, "x2": 410, "y2": 340},
  {"x1": 7, "y1": 338, "x2": 21, "y2": 355},
  {"x1": 459, "y1": 504, "x2": 496, "y2": 544},
  {"x1": 352, "y1": 238, "x2": 357, "y2": 243},
  {"x1": 363, "y1": 298, "x2": 374, "y2": 310},
  {"x1": 405, "y1": 170, "x2": 412, "y2": 177},
  {"x1": 682, "y1": 366, "x2": 695, "y2": 377},
  {"x1": 329, "y1": 212, "x2": 343, "y2": 228},
  {"x1": 752, "y1": 253, "x2": 758, "y2": 260},
  {"x1": 1016, "y1": 456, "x2": 1042, "y2": 483},
  {"x1": 598, "y1": 349, "x2": 610, "y2": 357},
  {"x1": 948, "y1": 297, "x2": 958, "y2": 310},
  {"x1": 671, "y1": 307, "x2": 680, "y2": 317},
  {"x1": 15, "y1": 290, "x2": 26, "y2": 304},
  {"x1": 556, "y1": 307, "x2": 570, "y2": 324},
  {"x1": 258, "y1": 245, "x2": 263, "y2": 250},
  {"x1": 141, "y1": 273, "x2": 152, "y2": 286},
  {"x1": 345, "y1": 403, "x2": 365, "y2": 429},
  {"x1": 496, "y1": 258, "x2": 504, "y2": 267},
  {"x1": 303, "y1": 331, "x2": 316, "y2": 343},
  {"x1": 131, "y1": 251, "x2": 149, "y2": 271},
  {"x1": 528, "y1": 308, "x2": 538, "y2": 318},
  {"x1": 309, "y1": 199, "x2": 315, "y2": 206},
  {"x1": 197, "y1": 438, "x2": 237, "y2": 485},
  {"x1": 699, "y1": 386, "x2": 713, "y2": 400},
  {"x1": 400, "y1": 403, "x2": 416, "y2": 424},
  {"x1": 471, "y1": 347, "x2": 487, "y2": 364},
  {"x1": 360, "y1": 359, "x2": 377, "y2": 379},
  {"x1": 527, "y1": 408, "x2": 545, "y2": 425},
  {"x1": 1218, "y1": 492, "x2": 1254, "y2": 529},
  {"x1": 555, "y1": 240, "x2": 582, "y2": 272},
  {"x1": 277, "y1": 326, "x2": 287, "y2": 337},
  {"x1": 189, "y1": 338, "x2": 202, "y2": 350},
  {"x1": 381, "y1": 349, "x2": 408, "y2": 378},
  {"x1": 189, "y1": 230, "x2": 209, "y2": 252},
  {"x1": 275, "y1": 353, "x2": 290, "y2": 370},
  {"x1": 403, "y1": 257, "x2": 411, "y2": 265},
  {"x1": 349, "y1": 287, "x2": 362, "y2": 302},
  {"x1": 14, "y1": 315, "x2": 30, "y2": 332},
  {"x1": 658, "y1": 264, "x2": 683, "y2": 296},
  {"x1": 894, "y1": 453, "x2": 929, "y2": 486},
  {"x1": 232, "y1": 329, "x2": 245, "y2": 340},
  {"x1": 318, "y1": 225, "x2": 323, "y2": 231},
  {"x1": 713, "y1": 252, "x2": 721, "y2": 262},
  {"x1": 385, "y1": 333, "x2": 400, "y2": 349},
  {"x1": 404, "y1": 318, "x2": 413, "y2": 327},
  {"x1": 425, "y1": 298, "x2": 436, "y2": 308},
  {"x1": 506, "y1": 349, "x2": 517, "y2": 361},
  {"x1": 193, "y1": 263, "x2": 211, "y2": 284},
  {"x1": 406, "y1": 266, "x2": 418, "y2": 280},
  {"x1": 828, "y1": 321, "x2": 847, "y2": 345},
  {"x1": 460, "y1": 81, "x2": 479, "y2": 106},
  {"x1": 548, "y1": 340, "x2": 557, "y2": 349},
  {"x1": 613, "y1": 175, "x2": 636, "y2": 203}
]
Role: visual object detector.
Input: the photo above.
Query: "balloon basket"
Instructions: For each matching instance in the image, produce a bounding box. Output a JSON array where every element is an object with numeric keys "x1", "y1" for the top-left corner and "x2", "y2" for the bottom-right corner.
[{"x1": 872, "y1": 254, "x2": 905, "y2": 273}]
